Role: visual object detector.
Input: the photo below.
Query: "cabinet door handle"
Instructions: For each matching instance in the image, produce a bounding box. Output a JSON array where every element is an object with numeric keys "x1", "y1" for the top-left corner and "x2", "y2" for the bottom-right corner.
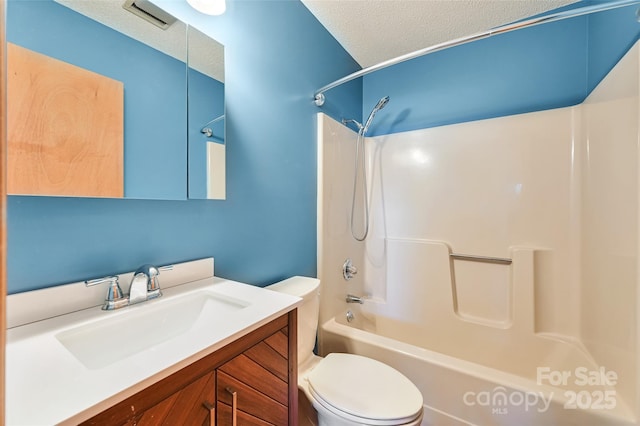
[
  {"x1": 225, "y1": 387, "x2": 237, "y2": 426},
  {"x1": 203, "y1": 402, "x2": 215, "y2": 426}
]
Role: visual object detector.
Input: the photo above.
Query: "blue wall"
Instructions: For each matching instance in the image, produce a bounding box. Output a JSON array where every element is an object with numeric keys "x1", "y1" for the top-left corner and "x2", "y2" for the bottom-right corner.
[
  {"x1": 361, "y1": 1, "x2": 640, "y2": 137},
  {"x1": 8, "y1": 0, "x2": 639, "y2": 294},
  {"x1": 7, "y1": 0, "x2": 188, "y2": 200},
  {"x1": 7, "y1": 0, "x2": 362, "y2": 293}
]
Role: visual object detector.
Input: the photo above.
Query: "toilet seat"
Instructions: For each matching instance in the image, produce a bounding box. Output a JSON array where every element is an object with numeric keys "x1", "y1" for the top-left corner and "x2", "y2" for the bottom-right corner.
[{"x1": 307, "y1": 353, "x2": 423, "y2": 425}]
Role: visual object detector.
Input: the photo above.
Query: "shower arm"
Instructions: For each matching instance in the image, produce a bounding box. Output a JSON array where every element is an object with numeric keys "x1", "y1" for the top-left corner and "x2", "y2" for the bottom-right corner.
[{"x1": 313, "y1": 0, "x2": 640, "y2": 106}]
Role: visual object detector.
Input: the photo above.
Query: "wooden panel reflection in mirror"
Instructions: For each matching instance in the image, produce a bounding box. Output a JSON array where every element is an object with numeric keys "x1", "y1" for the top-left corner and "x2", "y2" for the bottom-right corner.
[{"x1": 7, "y1": 43, "x2": 124, "y2": 198}]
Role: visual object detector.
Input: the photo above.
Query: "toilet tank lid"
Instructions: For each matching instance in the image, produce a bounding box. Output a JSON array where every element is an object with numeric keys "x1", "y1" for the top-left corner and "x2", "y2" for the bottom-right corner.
[{"x1": 266, "y1": 276, "x2": 320, "y2": 299}]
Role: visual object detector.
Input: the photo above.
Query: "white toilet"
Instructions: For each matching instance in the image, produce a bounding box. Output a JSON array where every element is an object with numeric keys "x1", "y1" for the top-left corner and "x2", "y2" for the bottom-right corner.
[{"x1": 267, "y1": 276, "x2": 424, "y2": 426}]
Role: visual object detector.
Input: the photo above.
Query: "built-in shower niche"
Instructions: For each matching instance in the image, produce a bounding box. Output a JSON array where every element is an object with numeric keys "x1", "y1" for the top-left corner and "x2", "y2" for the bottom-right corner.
[
  {"x1": 450, "y1": 253, "x2": 512, "y2": 327},
  {"x1": 380, "y1": 239, "x2": 567, "y2": 348},
  {"x1": 382, "y1": 238, "x2": 516, "y2": 328}
]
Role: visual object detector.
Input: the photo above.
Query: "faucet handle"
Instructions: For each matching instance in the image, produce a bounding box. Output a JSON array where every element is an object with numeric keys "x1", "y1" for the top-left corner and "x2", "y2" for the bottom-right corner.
[
  {"x1": 133, "y1": 264, "x2": 159, "y2": 292},
  {"x1": 85, "y1": 276, "x2": 126, "y2": 310},
  {"x1": 134, "y1": 263, "x2": 173, "y2": 299},
  {"x1": 147, "y1": 264, "x2": 174, "y2": 293},
  {"x1": 343, "y1": 259, "x2": 358, "y2": 281},
  {"x1": 134, "y1": 264, "x2": 159, "y2": 277}
]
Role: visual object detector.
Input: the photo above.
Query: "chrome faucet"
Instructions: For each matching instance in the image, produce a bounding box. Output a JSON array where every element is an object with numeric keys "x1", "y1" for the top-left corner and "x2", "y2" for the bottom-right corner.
[
  {"x1": 346, "y1": 294, "x2": 364, "y2": 304},
  {"x1": 129, "y1": 264, "x2": 162, "y2": 305},
  {"x1": 85, "y1": 264, "x2": 172, "y2": 310}
]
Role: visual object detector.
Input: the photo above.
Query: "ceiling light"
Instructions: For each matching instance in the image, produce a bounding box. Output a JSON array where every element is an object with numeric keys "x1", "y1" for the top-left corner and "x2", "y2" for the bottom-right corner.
[{"x1": 186, "y1": 0, "x2": 226, "y2": 16}]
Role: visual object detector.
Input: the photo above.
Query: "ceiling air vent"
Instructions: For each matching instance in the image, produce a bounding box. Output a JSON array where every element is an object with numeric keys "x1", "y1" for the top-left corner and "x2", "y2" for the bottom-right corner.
[{"x1": 122, "y1": 0, "x2": 177, "y2": 30}]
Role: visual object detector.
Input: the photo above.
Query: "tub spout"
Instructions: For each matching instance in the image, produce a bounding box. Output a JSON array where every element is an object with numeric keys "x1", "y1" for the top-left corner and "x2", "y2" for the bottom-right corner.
[{"x1": 346, "y1": 294, "x2": 364, "y2": 304}]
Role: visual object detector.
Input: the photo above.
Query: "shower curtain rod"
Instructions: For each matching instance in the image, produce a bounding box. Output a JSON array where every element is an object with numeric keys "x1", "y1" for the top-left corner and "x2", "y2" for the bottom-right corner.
[{"x1": 313, "y1": 0, "x2": 640, "y2": 106}]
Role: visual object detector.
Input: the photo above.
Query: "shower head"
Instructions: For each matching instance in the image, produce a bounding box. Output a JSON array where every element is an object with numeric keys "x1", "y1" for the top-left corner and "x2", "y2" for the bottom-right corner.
[
  {"x1": 375, "y1": 96, "x2": 390, "y2": 110},
  {"x1": 362, "y1": 96, "x2": 390, "y2": 135}
]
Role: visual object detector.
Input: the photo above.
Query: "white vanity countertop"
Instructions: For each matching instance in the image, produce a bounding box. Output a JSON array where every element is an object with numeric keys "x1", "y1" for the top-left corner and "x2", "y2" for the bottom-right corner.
[{"x1": 6, "y1": 276, "x2": 301, "y2": 426}]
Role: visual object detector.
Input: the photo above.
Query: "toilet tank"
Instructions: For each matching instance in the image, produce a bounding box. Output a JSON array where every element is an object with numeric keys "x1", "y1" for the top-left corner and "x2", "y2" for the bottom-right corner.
[{"x1": 266, "y1": 276, "x2": 320, "y2": 366}]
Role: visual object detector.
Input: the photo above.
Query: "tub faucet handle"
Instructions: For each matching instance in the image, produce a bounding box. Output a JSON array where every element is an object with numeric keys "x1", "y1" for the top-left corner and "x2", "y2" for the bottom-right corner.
[{"x1": 343, "y1": 258, "x2": 358, "y2": 280}]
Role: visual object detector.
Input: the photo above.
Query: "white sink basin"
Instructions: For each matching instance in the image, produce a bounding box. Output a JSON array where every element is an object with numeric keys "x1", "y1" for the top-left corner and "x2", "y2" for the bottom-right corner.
[{"x1": 56, "y1": 291, "x2": 249, "y2": 369}]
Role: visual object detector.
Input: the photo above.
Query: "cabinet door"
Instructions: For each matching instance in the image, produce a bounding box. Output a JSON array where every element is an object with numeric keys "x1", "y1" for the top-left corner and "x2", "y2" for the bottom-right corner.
[
  {"x1": 216, "y1": 326, "x2": 289, "y2": 426},
  {"x1": 125, "y1": 370, "x2": 216, "y2": 426}
]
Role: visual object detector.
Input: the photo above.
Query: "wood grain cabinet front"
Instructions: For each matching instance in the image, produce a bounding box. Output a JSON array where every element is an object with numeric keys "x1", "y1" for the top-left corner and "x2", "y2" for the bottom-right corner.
[
  {"x1": 123, "y1": 371, "x2": 216, "y2": 426},
  {"x1": 216, "y1": 328, "x2": 290, "y2": 426},
  {"x1": 81, "y1": 310, "x2": 297, "y2": 426}
]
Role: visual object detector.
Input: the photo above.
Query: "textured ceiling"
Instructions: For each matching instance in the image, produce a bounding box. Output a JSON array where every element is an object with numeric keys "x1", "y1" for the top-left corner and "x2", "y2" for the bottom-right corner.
[
  {"x1": 55, "y1": 1, "x2": 581, "y2": 81},
  {"x1": 301, "y1": 0, "x2": 579, "y2": 68},
  {"x1": 55, "y1": 0, "x2": 224, "y2": 82}
]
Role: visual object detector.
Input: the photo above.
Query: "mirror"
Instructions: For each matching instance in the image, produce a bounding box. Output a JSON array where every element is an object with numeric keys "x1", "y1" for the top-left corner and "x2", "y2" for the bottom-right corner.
[
  {"x1": 187, "y1": 26, "x2": 226, "y2": 200},
  {"x1": 6, "y1": 0, "x2": 225, "y2": 201}
]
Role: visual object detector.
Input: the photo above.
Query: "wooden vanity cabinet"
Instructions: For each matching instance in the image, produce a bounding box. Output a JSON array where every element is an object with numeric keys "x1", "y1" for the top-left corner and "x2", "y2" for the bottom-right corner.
[{"x1": 81, "y1": 310, "x2": 297, "y2": 426}]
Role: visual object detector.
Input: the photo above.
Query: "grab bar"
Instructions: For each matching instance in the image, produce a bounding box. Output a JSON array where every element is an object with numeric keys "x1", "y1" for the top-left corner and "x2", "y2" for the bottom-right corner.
[{"x1": 450, "y1": 253, "x2": 512, "y2": 265}]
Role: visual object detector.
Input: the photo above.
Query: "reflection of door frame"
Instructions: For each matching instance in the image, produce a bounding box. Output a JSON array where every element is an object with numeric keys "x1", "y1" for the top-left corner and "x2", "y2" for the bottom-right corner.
[{"x1": 1, "y1": 0, "x2": 8, "y2": 419}]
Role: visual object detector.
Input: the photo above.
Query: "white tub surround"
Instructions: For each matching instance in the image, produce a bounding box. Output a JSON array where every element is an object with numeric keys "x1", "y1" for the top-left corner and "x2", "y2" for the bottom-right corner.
[
  {"x1": 317, "y1": 41, "x2": 640, "y2": 425},
  {"x1": 6, "y1": 258, "x2": 302, "y2": 425}
]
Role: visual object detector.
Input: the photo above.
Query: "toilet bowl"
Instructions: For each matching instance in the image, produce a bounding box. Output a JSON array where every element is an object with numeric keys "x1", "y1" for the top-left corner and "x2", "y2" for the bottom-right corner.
[{"x1": 267, "y1": 277, "x2": 423, "y2": 426}]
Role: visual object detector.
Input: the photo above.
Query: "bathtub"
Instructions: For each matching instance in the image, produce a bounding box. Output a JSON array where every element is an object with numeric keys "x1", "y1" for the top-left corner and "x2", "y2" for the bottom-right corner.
[{"x1": 320, "y1": 309, "x2": 636, "y2": 426}]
